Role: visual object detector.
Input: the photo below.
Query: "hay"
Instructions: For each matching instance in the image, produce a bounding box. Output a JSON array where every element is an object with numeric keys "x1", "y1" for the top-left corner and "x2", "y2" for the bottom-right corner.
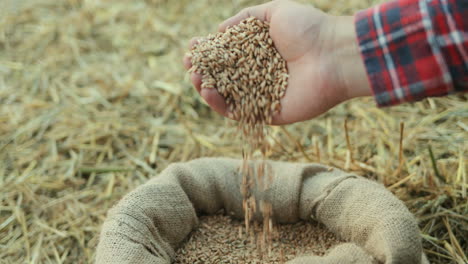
[{"x1": 0, "y1": 0, "x2": 466, "y2": 263}]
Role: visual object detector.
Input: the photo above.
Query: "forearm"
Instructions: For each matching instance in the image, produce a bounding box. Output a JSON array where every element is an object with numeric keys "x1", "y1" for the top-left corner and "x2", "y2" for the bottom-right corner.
[{"x1": 330, "y1": 16, "x2": 373, "y2": 100}]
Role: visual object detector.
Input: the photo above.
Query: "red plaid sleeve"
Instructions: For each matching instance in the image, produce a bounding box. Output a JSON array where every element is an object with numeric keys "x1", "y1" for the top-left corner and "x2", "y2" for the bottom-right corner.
[{"x1": 355, "y1": 0, "x2": 468, "y2": 107}]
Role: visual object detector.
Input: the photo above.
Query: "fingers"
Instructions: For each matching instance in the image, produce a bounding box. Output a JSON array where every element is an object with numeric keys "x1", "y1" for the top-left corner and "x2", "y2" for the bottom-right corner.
[
  {"x1": 183, "y1": 55, "x2": 192, "y2": 70},
  {"x1": 191, "y1": 71, "x2": 230, "y2": 119},
  {"x1": 200, "y1": 88, "x2": 230, "y2": 118},
  {"x1": 184, "y1": 36, "x2": 230, "y2": 118},
  {"x1": 218, "y1": 2, "x2": 272, "y2": 32},
  {"x1": 189, "y1": 37, "x2": 201, "y2": 49},
  {"x1": 183, "y1": 37, "x2": 201, "y2": 70},
  {"x1": 185, "y1": 37, "x2": 203, "y2": 92},
  {"x1": 187, "y1": 60, "x2": 230, "y2": 118},
  {"x1": 190, "y1": 72, "x2": 202, "y2": 93},
  {"x1": 190, "y1": 70, "x2": 230, "y2": 118}
]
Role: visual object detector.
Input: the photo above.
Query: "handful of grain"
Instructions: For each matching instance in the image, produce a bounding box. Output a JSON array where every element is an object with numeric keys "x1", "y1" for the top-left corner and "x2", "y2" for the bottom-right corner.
[{"x1": 189, "y1": 17, "x2": 288, "y2": 145}]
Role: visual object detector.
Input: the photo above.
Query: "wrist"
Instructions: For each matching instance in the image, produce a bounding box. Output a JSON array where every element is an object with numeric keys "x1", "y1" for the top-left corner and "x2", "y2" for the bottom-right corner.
[{"x1": 329, "y1": 15, "x2": 372, "y2": 101}]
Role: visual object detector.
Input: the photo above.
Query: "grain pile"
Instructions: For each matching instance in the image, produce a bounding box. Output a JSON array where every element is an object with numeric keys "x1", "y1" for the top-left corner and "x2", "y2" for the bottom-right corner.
[
  {"x1": 174, "y1": 213, "x2": 341, "y2": 264},
  {"x1": 189, "y1": 16, "x2": 289, "y2": 254}
]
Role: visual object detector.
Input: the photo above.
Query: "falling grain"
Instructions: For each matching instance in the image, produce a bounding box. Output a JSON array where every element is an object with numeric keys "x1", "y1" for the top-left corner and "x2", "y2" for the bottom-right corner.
[{"x1": 190, "y1": 17, "x2": 289, "y2": 254}]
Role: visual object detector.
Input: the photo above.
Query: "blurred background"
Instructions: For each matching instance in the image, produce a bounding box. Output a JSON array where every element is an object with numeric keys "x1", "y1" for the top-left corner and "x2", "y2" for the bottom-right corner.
[{"x1": 0, "y1": 0, "x2": 466, "y2": 263}]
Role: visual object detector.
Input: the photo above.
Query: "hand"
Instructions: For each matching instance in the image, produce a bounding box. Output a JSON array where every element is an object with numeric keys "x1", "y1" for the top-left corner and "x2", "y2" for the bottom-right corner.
[{"x1": 183, "y1": 0, "x2": 371, "y2": 125}]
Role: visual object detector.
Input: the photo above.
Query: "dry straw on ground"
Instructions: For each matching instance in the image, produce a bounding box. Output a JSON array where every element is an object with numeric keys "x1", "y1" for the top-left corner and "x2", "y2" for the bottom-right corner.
[
  {"x1": 173, "y1": 212, "x2": 341, "y2": 264},
  {"x1": 0, "y1": 0, "x2": 466, "y2": 264}
]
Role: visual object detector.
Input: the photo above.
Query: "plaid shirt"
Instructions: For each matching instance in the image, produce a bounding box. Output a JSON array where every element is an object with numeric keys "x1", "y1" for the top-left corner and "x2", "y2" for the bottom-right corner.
[{"x1": 355, "y1": 0, "x2": 468, "y2": 107}]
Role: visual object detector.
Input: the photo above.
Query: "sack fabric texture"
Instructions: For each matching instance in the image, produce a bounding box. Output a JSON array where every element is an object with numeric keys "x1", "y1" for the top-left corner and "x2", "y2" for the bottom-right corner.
[{"x1": 95, "y1": 158, "x2": 429, "y2": 264}]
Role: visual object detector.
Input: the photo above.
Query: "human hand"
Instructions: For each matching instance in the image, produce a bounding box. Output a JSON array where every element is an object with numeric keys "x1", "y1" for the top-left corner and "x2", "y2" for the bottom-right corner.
[{"x1": 183, "y1": 0, "x2": 371, "y2": 125}]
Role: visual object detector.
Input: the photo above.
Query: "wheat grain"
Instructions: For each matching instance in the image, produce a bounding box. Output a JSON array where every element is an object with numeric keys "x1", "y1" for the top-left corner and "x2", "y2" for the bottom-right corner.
[
  {"x1": 174, "y1": 213, "x2": 341, "y2": 264},
  {"x1": 190, "y1": 17, "x2": 288, "y2": 133}
]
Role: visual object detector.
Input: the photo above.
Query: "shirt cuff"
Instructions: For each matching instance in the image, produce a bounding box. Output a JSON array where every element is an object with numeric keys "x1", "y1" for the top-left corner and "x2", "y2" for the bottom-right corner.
[{"x1": 354, "y1": 0, "x2": 454, "y2": 107}]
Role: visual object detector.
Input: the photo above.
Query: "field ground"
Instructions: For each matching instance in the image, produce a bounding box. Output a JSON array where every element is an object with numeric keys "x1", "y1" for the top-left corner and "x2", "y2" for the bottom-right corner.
[{"x1": 0, "y1": 0, "x2": 466, "y2": 263}]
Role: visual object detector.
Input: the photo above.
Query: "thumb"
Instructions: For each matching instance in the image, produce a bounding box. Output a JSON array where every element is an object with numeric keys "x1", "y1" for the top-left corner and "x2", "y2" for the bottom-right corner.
[{"x1": 218, "y1": 2, "x2": 273, "y2": 32}]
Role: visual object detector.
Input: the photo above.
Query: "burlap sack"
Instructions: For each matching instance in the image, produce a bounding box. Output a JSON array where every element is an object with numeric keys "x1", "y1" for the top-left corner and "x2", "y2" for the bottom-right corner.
[{"x1": 95, "y1": 158, "x2": 429, "y2": 264}]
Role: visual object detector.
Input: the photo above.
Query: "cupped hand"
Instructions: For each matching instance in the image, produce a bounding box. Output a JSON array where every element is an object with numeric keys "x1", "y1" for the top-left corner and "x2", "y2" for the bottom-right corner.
[{"x1": 183, "y1": 0, "x2": 370, "y2": 125}]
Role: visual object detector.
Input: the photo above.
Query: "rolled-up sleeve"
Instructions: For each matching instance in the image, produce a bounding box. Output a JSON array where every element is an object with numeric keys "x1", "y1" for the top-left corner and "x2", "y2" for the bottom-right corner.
[{"x1": 355, "y1": 0, "x2": 468, "y2": 107}]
